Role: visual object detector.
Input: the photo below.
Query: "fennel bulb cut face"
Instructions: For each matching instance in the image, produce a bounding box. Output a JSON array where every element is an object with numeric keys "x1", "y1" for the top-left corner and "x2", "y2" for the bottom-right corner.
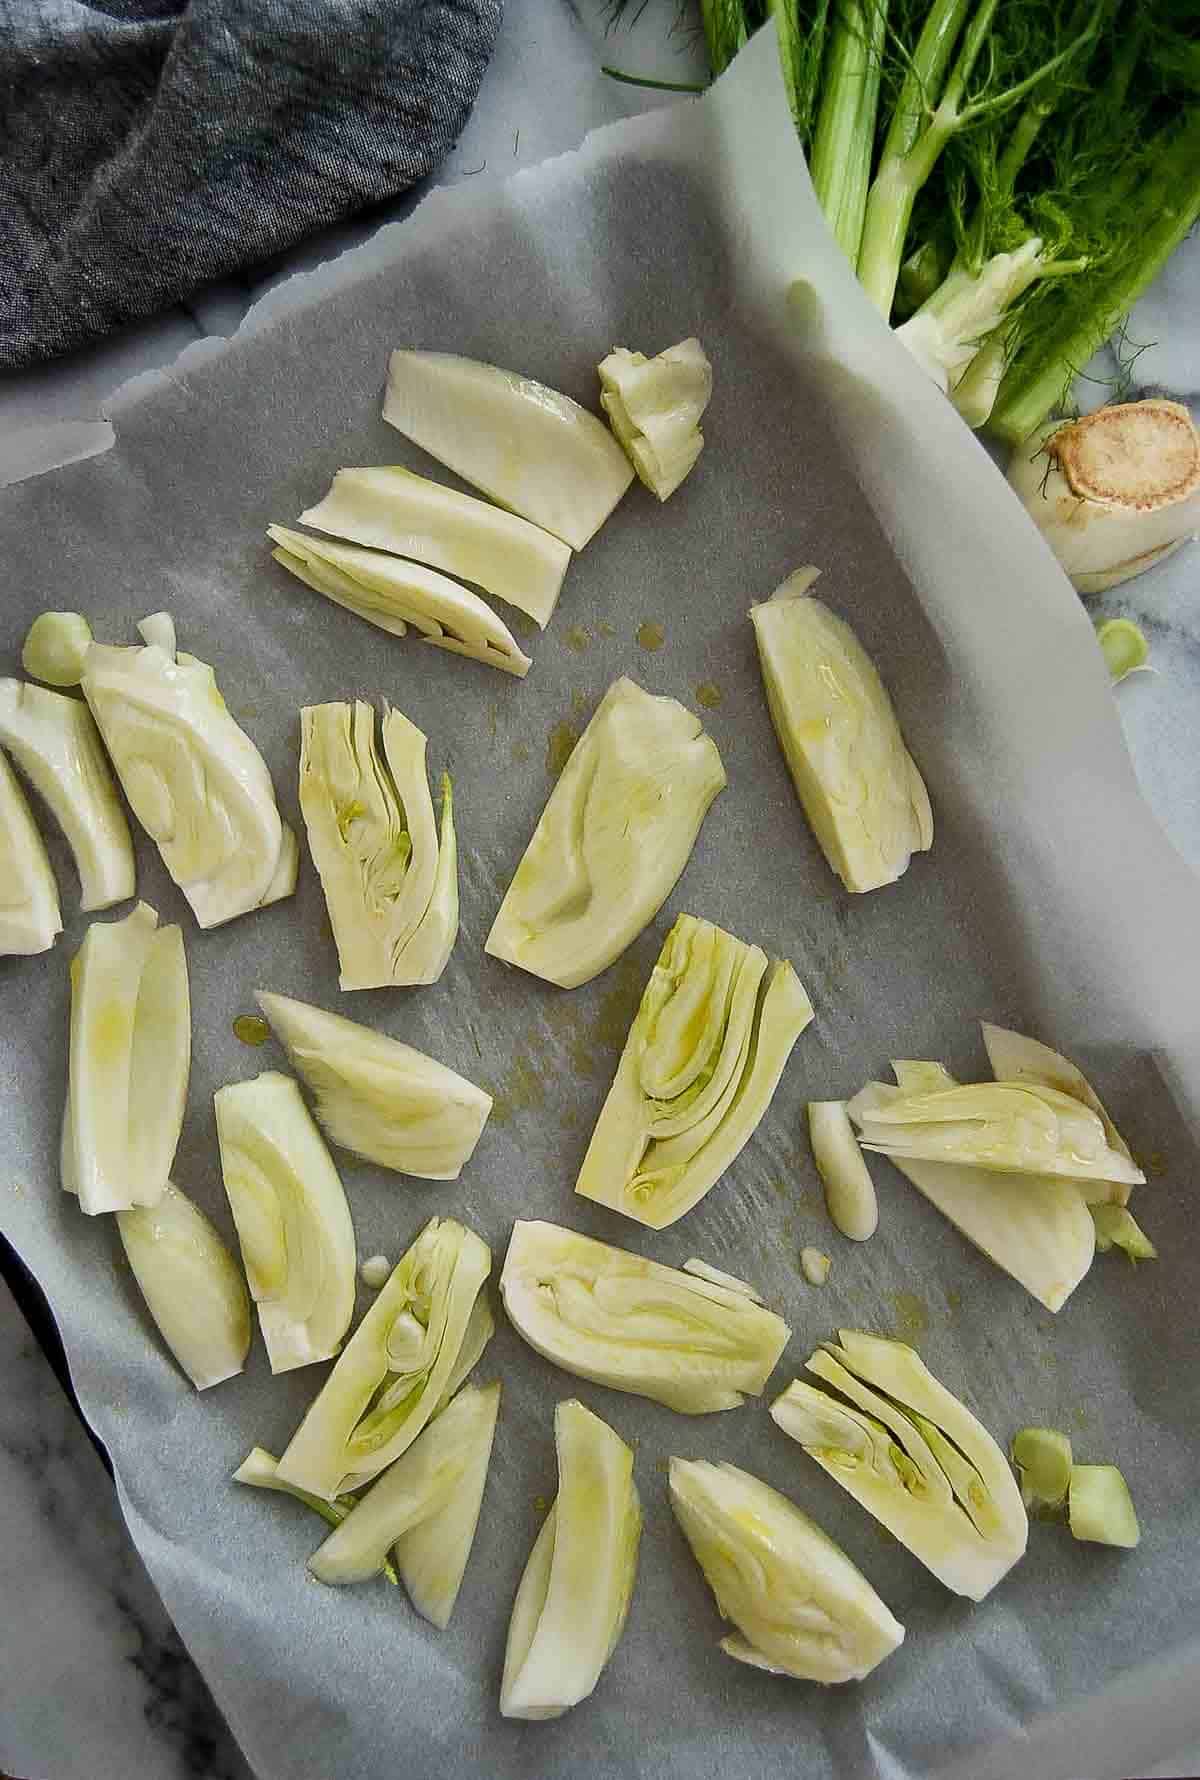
[
  {"x1": 0, "y1": 747, "x2": 61, "y2": 955},
  {"x1": 276, "y1": 1215, "x2": 492, "y2": 1500},
  {"x1": 598, "y1": 339, "x2": 712, "y2": 501},
  {"x1": 64, "y1": 901, "x2": 190, "y2": 1215},
  {"x1": 1068, "y1": 1464, "x2": 1140, "y2": 1549},
  {"x1": 749, "y1": 569, "x2": 932, "y2": 893},
  {"x1": 807, "y1": 1101, "x2": 878, "y2": 1240},
  {"x1": 268, "y1": 525, "x2": 532, "y2": 678},
  {"x1": 486, "y1": 678, "x2": 726, "y2": 989},
  {"x1": 575, "y1": 913, "x2": 814, "y2": 1228},
  {"x1": 256, "y1": 991, "x2": 491, "y2": 1179},
  {"x1": 214, "y1": 1071, "x2": 356, "y2": 1374},
  {"x1": 771, "y1": 1332, "x2": 1028, "y2": 1600},
  {"x1": 298, "y1": 701, "x2": 459, "y2": 990},
  {"x1": 0, "y1": 679, "x2": 134, "y2": 912},
  {"x1": 309, "y1": 1381, "x2": 500, "y2": 1621},
  {"x1": 1007, "y1": 401, "x2": 1200, "y2": 593},
  {"x1": 500, "y1": 1398, "x2": 641, "y2": 1720},
  {"x1": 298, "y1": 463, "x2": 571, "y2": 629},
  {"x1": 668, "y1": 1459, "x2": 904, "y2": 1683},
  {"x1": 500, "y1": 1220, "x2": 790, "y2": 1414},
  {"x1": 117, "y1": 1182, "x2": 250, "y2": 1390},
  {"x1": 383, "y1": 351, "x2": 633, "y2": 550},
  {"x1": 80, "y1": 627, "x2": 294, "y2": 928}
]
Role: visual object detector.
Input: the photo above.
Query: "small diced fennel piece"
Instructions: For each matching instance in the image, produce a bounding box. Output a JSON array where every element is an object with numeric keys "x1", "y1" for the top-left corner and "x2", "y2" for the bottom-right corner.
[
  {"x1": 298, "y1": 701, "x2": 459, "y2": 990},
  {"x1": 256, "y1": 990, "x2": 491, "y2": 1179},
  {"x1": 0, "y1": 679, "x2": 134, "y2": 912},
  {"x1": 669, "y1": 1459, "x2": 904, "y2": 1683},
  {"x1": 1091, "y1": 1204, "x2": 1157, "y2": 1261},
  {"x1": 800, "y1": 1247, "x2": 831, "y2": 1285},
  {"x1": 22, "y1": 611, "x2": 94, "y2": 688},
  {"x1": 268, "y1": 525, "x2": 532, "y2": 679},
  {"x1": 1010, "y1": 1427, "x2": 1072, "y2": 1514},
  {"x1": 383, "y1": 350, "x2": 633, "y2": 550},
  {"x1": 1068, "y1": 1464, "x2": 1140, "y2": 1549},
  {"x1": 298, "y1": 463, "x2": 571, "y2": 628},
  {"x1": 64, "y1": 902, "x2": 190, "y2": 1214},
  {"x1": 80, "y1": 625, "x2": 294, "y2": 927},
  {"x1": 771, "y1": 1331, "x2": 1028, "y2": 1601},
  {"x1": 598, "y1": 339, "x2": 713, "y2": 501},
  {"x1": 500, "y1": 1220, "x2": 790, "y2": 1414},
  {"x1": 310, "y1": 1381, "x2": 500, "y2": 1620},
  {"x1": 1007, "y1": 400, "x2": 1200, "y2": 594},
  {"x1": 117, "y1": 1182, "x2": 250, "y2": 1389},
  {"x1": 980, "y1": 1022, "x2": 1138, "y2": 1207},
  {"x1": 0, "y1": 747, "x2": 61, "y2": 955},
  {"x1": 750, "y1": 570, "x2": 932, "y2": 893},
  {"x1": 276, "y1": 1215, "x2": 492, "y2": 1499},
  {"x1": 360, "y1": 1254, "x2": 392, "y2": 1289},
  {"x1": 214, "y1": 1071, "x2": 356, "y2": 1374},
  {"x1": 575, "y1": 912, "x2": 813, "y2": 1228},
  {"x1": 501, "y1": 1399, "x2": 641, "y2": 1719},
  {"x1": 487, "y1": 678, "x2": 726, "y2": 989},
  {"x1": 1095, "y1": 618, "x2": 1150, "y2": 685},
  {"x1": 136, "y1": 611, "x2": 177, "y2": 655},
  {"x1": 808, "y1": 1101, "x2": 878, "y2": 1240}
]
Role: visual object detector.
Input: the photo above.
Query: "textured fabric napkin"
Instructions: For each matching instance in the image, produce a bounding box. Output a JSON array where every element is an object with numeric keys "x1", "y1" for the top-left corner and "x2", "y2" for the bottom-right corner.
[{"x1": 0, "y1": 0, "x2": 503, "y2": 368}]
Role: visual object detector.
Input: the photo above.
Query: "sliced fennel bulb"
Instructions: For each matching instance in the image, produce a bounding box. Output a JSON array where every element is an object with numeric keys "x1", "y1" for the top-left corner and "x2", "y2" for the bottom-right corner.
[
  {"x1": 233, "y1": 1447, "x2": 401, "y2": 1582},
  {"x1": 309, "y1": 1381, "x2": 500, "y2": 1623},
  {"x1": 22, "y1": 611, "x2": 94, "y2": 688},
  {"x1": 80, "y1": 624, "x2": 295, "y2": 927},
  {"x1": 276, "y1": 1216, "x2": 492, "y2": 1499},
  {"x1": 500, "y1": 1399, "x2": 641, "y2": 1719},
  {"x1": 669, "y1": 1459, "x2": 904, "y2": 1683},
  {"x1": 0, "y1": 747, "x2": 61, "y2": 955},
  {"x1": 64, "y1": 902, "x2": 190, "y2": 1215},
  {"x1": 256, "y1": 991, "x2": 491, "y2": 1179},
  {"x1": 0, "y1": 679, "x2": 134, "y2": 912},
  {"x1": 298, "y1": 701, "x2": 459, "y2": 989},
  {"x1": 598, "y1": 339, "x2": 712, "y2": 501},
  {"x1": 1011, "y1": 1427, "x2": 1072, "y2": 1515},
  {"x1": 750, "y1": 569, "x2": 932, "y2": 893},
  {"x1": 384, "y1": 351, "x2": 633, "y2": 549},
  {"x1": 771, "y1": 1332, "x2": 1027, "y2": 1601},
  {"x1": 500, "y1": 1220, "x2": 790, "y2": 1414},
  {"x1": 269, "y1": 526, "x2": 532, "y2": 679},
  {"x1": 214, "y1": 1071, "x2": 356, "y2": 1373},
  {"x1": 980, "y1": 1022, "x2": 1138, "y2": 1206},
  {"x1": 117, "y1": 1182, "x2": 250, "y2": 1389},
  {"x1": 1069, "y1": 1464, "x2": 1139, "y2": 1549},
  {"x1": 299, "y1": 464, "x2": 571, "y2": 628},
  {"x1": 575, "y1": 914, "x2": 814, "y2": 1228},
  {"x1": 486, "y1": 678, "x2": 726, "y2": 989},
  {"x1": 807, "y1": 1101, "x2": 878, "y2": 1241}
]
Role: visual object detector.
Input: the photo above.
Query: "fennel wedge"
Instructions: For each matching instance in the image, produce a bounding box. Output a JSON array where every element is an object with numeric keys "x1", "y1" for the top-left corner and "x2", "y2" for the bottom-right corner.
[
  {"x1": 276, "y1": 1216, "x2": 492, "y2": 1500},
  {"x1": 384, "y1": 351, "x2": 633, "y2": 549},
  {"x1": 500, "y1": 1399, "x2": 641, "y2": 1719},
  {"x1": 575, "y1": 914, "x2": 814, "y2": 1228},
  {"x1": 63, "y1": 902, "x2": 190, "y2": 1215},
  {"x1": 486, "y1": 678, "x2": 725, "y2": 989},
  {"x1": 500, "y1": 1220, "x2": 790, "y2": 1414},
  {"x1": 0, "y1": 746, "x2": 61, "y2": 955},
  {"x1": 298, "y1": 701, "x2": 459, "y2": 989},
  {"x1": 117, "y1": 1182, "x2": 250, "y2": 1389},
  {"x1": 598, "y1": 338, "x2": 712, "y2": 501},
  {"x1": 256, "y1": 991, "x2": 491, "y2": 1179},
  {"x1": 214, "y1": 1072, "x2": 356, "y2": 1373}
]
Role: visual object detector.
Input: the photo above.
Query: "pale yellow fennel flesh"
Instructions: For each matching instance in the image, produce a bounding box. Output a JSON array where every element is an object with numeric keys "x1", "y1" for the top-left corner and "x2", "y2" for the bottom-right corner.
[
  {"x1": 80, "y1": 622, "x2": 295, "y2": 927},
  {"x1": 298, "y1": 701, "x2": 458, "y2": 989},
  {"x1": 598, "y1": 338, "x2": 712, "y2": 501},
  {"x1": 1068, "y1": 1464, "x2": 1140, "y2": 1548},
  {"x1": 256, "y1": 990, "x2": 491, "y2": 1179},
  {"x1": 275, "y1": 1215, "x2": 492, "y2": 1500},
  {"x1": 22, "y1": 611, "x2": 94, "y2": 688},
  {"x1": 750, "y1": 568, "x2": 932, "y2": 893},
  {"x1": 500, "y1": 1399, "x2": 641, "y2": 1720},
  {"x1": 807, "y1": 1100, "x2": 879, "y2": 1240},
  {"x1": 383, "y1": 350, "x2": 633, "y2": 549},
  {"x1": 117, "y1": 1182, "x2": 251, "y2": 1390},
  {"x1": 0, "y1": 679, "x2": 134, "y2": 912},
  {"x1": 771, "y1": 1331, "x2": 1027, "y2": 1601},
  {"x1": 0, "y1": 746, "x2": 61, "y2": 955},
  {"x1": 214, "y1": 1071, "x2": 357, "y2": 1374},
  {"x1": 1010, "y1": 1427, "x2": 1072, "y2": 1515},
  {"x1": 298, "y1": 464, "x2": 571, "y2": 628},
  {"x1": 574, "y1": 913, "x2": 813, "y2": 1229},
  {"x1": 486, "y1": 678, "x2": 726, "y2": 989},
  {"x1": 499, "y1": 1219, "x2": 790, "y2": 1414},
  {"x1": 63, "y1": 901, "x2": 190, "y2": 1215},
  {"x1": 669, "y1": 1458, "x2": 905, "y2": 1682}
]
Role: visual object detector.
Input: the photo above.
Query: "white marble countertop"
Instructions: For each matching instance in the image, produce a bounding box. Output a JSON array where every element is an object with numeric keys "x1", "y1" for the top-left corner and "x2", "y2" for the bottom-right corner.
[{"x1": 1, "y1": 4, "x2": 1197, "y2": 1776}]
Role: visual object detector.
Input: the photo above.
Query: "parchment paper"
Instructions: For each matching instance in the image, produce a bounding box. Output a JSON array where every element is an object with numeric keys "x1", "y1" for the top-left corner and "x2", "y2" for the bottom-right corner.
[{"x1": 2, "y1": 31, "x2": 1198, "y2": 1780}]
